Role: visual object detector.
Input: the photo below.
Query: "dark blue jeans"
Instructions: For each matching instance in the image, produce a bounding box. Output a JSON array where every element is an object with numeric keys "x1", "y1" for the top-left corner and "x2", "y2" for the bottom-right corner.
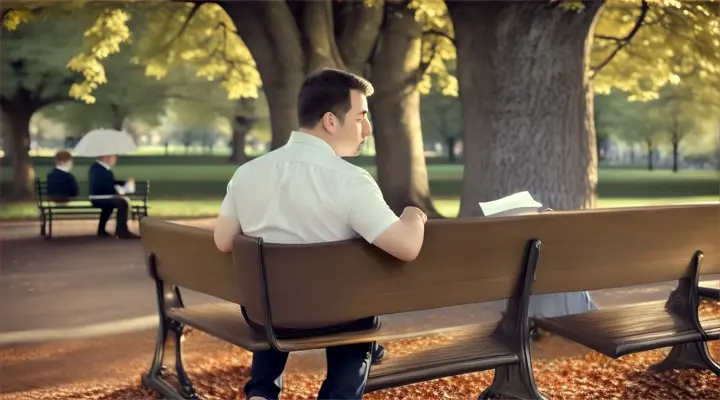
[{"x1": 244, "y1": 342, "x2": 374, "y2": 399}]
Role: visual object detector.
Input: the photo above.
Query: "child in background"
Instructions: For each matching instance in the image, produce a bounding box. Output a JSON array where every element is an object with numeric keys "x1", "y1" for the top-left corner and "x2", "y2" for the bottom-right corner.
[{"x1": 46, "y1": 150, "x2": 79, "y2": 203}]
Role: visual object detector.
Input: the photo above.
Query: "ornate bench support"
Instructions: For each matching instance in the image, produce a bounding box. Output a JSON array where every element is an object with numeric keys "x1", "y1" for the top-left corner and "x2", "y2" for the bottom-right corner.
[
  {"x1": 141, "y1": 253, "x2": 199, "y2": 399},
  {"x1": 480, "y1": 240, "x2": 546, "y2": 400},
  {"x1": 651, "y1": 251, "x2": 720, "y2": 376}
]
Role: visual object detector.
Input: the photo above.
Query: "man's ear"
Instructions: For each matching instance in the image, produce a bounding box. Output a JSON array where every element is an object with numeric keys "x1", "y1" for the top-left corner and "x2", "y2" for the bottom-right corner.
[{"x1": 321, "y1": 112, "x2": 336, "y2": 133}]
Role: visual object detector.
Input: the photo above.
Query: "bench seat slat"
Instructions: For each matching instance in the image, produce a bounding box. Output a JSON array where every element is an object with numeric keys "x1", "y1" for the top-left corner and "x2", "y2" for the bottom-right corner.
[
  {"x1": 699, "y1": 287, "x2": 720, "y2": 300},
  {"x1": 167, "y1": 303, "x2": 269, "y2": 352},
  {"x1": 706, "y1": 325, "x2": 720, "y2": 341},
  {"x1": 367, "y1": 324, "x2": 517, "y2": 392},
  {"x1": 167, "y1": 302, "x2": 519, "y2": 392},
  {"x1": 534, "y1": 301, "x2": 720, "y2": 358}
]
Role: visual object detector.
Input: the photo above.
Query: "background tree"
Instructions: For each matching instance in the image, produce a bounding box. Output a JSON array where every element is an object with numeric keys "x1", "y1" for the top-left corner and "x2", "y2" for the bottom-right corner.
[
  {"x1": 368, "y1": 0, "x2": 456, "y2": 216},
  {"x1": 447, "y1": 0, "x2": 603, "y2": 215},
  {"x1": 40, "y1": 49, "x2": 175, "y2": 140},
  {"x1": 420, "y1": 80, "x2": 462, "y2": 162},
  {"x1": 5, "y1": 0, "x2": 455, "y2": 215},
  {"x1": 1, "y1": 14, "x2": 81, "y2": 198},
  {"x1": 654, "y1": 83, "x2": 700, "y2": 172},
  {"x1": 446, "y1": 0, "x2": 719, "y2": 215}
]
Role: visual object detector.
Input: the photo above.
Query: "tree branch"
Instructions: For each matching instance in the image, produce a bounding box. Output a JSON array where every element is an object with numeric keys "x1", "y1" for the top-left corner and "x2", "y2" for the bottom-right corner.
[
  {"x1": 423, "y1": 29, "x2": 456, "y2": 46},
  {"x1": 412, "y1": 40, "x2": 439, "y2": 86},
  {"x1": 590, "y1": 0, "x2": 649, "y2": 78},
  {"x1": 158, "y1": 2, "x2": 205, "y2": 53}
]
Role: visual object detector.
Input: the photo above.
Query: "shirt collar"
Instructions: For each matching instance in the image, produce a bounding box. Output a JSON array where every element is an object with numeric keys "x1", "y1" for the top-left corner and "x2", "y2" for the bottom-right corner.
[
  {"x1": 96, "y1": 160, "x2": 112, "y2": 170},
  {"x1": 286, "y1": 131, "x2": 336, "y2": 155},
  {"x1": 56, "y1": 165, "x2": 72, "y2": 173}
]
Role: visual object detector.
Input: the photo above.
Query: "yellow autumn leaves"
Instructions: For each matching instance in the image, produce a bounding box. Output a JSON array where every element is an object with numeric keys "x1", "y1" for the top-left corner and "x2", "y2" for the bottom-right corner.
[{"x1": 4, "y1": 0, "x2": 718, "y2": 107}]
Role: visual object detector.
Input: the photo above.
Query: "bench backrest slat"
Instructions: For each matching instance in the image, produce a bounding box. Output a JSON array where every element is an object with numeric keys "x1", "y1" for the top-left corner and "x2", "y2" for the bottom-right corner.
[
  {"x1": 237, "y1": 219, "x2": 533, "y2": 329},
  {"x1": 35, "y1": 179, "x2": 150, "y2": 197},
  {"x1": 237, "y1": 204, "x2": 719, "y2": 329},
  {"x1": 140, "y1": 218, "x2": 259, "y2": 305},
  {"x1": 530, "y1": 204, "x2": 720, "y2": 294}
]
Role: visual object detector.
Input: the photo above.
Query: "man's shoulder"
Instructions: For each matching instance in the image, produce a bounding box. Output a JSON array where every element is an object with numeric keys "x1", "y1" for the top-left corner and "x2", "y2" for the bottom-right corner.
[
  {"x1": 327, "y1": 157, "x2": 372, "y2": 180},
  {"x1": 233, "y1": 152, "x2": 273, "y2": 175}
]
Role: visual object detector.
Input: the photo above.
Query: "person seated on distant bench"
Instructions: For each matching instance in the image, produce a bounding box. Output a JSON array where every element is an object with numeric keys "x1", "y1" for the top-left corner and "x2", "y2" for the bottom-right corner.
[
  {"x1": 46, "y1": 150, "x2": 79, "y2": 203},
  {"x1": 88, "y1": 154, "x2": 139, "y2": 239}
]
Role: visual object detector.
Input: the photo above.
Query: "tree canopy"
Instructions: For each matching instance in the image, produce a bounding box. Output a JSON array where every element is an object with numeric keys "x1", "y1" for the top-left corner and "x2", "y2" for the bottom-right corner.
[
  {"x1": 3, "y1": 0, "x2": 460, "y2": 103},
  {"x1": 591, "y1": 0, "x2": 720, "y2": 102},
  {"x1": 6, "y1": 0, "x2": 717, "y2": 107}
]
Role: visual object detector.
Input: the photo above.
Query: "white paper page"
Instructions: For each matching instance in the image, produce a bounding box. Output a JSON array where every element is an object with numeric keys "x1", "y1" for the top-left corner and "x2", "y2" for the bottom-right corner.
[
  {"x1": 123, "y1": 180, "x2": 136, "y2": 194},
  {"x1": 478, "y1": 191, "x2": 543, "y2": 217}
]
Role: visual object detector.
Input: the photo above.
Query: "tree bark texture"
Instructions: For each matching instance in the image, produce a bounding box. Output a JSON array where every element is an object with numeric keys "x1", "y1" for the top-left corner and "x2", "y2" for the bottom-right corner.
[
  {"x1": 448, "y1": 1, "x2": 602, "y2": 216},
  {"x1": 222, "y1": 0, "x2": 385, "y2": 150},
  {"x1": 369, "y1": 2, "x2": 439, "y2": 217},
  {"x1": 222, "y1": 1, "x2": 305, "y2": 150}
]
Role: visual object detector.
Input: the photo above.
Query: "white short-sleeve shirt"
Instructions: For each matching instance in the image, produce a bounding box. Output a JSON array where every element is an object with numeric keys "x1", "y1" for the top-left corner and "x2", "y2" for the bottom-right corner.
[{"x1": 219, "y1": 131, "x2": 399, "y2": 244}]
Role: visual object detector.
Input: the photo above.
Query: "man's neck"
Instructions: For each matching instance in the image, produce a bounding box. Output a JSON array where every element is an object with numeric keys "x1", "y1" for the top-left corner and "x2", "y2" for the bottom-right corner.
[{"x1": 296, "y1": 128, "x2": 338, "y2": 154}]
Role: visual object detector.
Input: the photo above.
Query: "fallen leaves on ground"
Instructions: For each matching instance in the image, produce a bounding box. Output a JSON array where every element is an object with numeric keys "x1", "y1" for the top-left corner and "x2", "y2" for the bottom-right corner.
[
  {"x1": 3, "y1": 336, "x2": 718, "y2": 399},
  {"x1": 2, "y1": 301, "x2": 718, "y2": 400}
]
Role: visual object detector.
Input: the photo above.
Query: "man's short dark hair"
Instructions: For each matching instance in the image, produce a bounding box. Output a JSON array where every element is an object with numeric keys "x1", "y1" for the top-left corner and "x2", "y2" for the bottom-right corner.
[{"x1": 297, "y1": 68, "x2": 374, "y2": 129}]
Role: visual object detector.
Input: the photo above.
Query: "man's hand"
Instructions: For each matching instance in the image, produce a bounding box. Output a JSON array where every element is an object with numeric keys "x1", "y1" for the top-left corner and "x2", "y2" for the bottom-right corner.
[
  {"x1": 401, "y1": 206, "x2": 428, "y2": 224},
  {"x1": 127, "y1": 177, "x2": 135, "y2": 184}
]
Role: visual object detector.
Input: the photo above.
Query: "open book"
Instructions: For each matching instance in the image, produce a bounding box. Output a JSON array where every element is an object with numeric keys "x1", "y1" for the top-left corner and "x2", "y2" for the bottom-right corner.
[{"x1": 478, "y1": 191, "x2": 543, "y2": 217}]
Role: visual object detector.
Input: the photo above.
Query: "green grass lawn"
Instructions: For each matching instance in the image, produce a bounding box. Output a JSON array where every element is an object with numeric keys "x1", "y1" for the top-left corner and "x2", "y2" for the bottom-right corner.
[{"x1": 1, "y1": 163, "x2": 717, "y2": 220}]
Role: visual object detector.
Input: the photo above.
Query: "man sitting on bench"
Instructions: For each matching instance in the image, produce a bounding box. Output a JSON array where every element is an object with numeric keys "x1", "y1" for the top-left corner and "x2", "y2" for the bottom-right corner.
[
  {"x1": 88, "y1": 154, "x2": 139, "y2": 239},
  {"x1": 213, "y1": 69, "x2": 428, "y2": 400},
  {"x1": 46, "y1": 150, "x2": 79, "y2": 203}
]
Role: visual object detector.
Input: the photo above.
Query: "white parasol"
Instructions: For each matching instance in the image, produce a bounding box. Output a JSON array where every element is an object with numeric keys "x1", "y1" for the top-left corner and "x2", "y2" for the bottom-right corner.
[{"x1": 72, "y1": 128, "x2": 137, "y2": 157}]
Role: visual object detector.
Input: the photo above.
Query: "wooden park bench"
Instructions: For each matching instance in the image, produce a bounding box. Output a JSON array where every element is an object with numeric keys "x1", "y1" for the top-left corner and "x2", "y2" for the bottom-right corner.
[
  {"x1": 35, "y1": 177, "x2": 150, "y2": 238},
  {"x1": 139, "y1": 217, "x2": 547, "y2": 400},
  {"x1": 531, "y1": 204, "x2": 720, "y2": 375},
  {"x1": 138, "y1": 204, "x2": 719, "y2": 399}
]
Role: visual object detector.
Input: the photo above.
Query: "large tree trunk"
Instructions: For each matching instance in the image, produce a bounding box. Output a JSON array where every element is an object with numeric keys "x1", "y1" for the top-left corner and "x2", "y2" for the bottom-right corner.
[
  {"x1": 369, "y1": 2, "x2": 439, "y2": 217},
  {"x1": 448, "y1": 1, "x2": 602, "y2": 216},
  {"x1": 336, "y1": 0, "x2": 385, "y2": 76},
  {"x1": 222, "y1": 1, "x2": 305, "y2": 150},
  {"x1": 1, "y1": 103, "x2": 35, "y2": 199}
]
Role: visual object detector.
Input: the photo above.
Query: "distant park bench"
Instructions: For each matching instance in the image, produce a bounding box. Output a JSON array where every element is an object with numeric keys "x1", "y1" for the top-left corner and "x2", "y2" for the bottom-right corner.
[
  {"x1": 35, "y1": 178, "x2": 150, "y2": 238},
  {"x1": 138, "y1": 204, "x2": 719, "y2": 399}
]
